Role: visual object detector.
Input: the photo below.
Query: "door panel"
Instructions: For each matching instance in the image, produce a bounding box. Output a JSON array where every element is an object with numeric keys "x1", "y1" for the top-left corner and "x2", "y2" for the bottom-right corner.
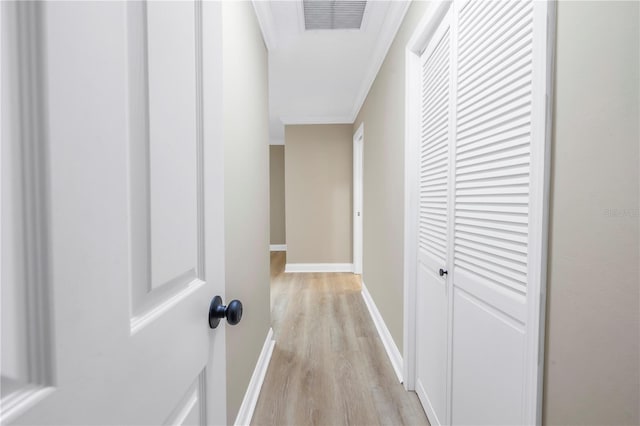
[
  {"x1": 451, "y1": 0, "x2": 538, "y2": 424},
  {"x1": 451, "y1": 288, "x2": 525, "y2": 425},
  {"x1": 416, "y1": 256, "x2": 447, "y2": 425},
  {"x1": 128, "y1": 0, "x2": 206, "y2": 332},
  {"x1": 164, "y1": 371, "x2": 206, "y2": 426},
  {"x1": 1, "y1": 1, "x2": 226, "y2": 424},
  {"x1": 147, "y1": 0, "x2": 200, "y2": 291},
  {"x1": 415, "y1": 10, "x2": 452, "y2": 426}
]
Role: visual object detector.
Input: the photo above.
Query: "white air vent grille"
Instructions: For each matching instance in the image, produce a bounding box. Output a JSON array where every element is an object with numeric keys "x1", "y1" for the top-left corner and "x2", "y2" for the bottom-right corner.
[{"x1": 303, "y1": 0, "x2": 367, "y2": 30}]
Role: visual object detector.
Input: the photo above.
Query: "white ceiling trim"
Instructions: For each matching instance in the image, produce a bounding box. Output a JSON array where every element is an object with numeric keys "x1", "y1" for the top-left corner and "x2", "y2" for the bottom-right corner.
[
  {"x1": 348, "y1": 1, "x2": 410, "y2": 122},
  {"x1": 252, "y1": 1, "x2": 278, "y2": 50}
]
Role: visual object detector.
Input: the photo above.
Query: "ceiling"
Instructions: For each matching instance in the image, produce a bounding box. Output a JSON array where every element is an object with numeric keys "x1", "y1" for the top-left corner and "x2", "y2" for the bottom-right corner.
[{"x1": 253, "y1": 0, "x2": 410, "y2": 145}]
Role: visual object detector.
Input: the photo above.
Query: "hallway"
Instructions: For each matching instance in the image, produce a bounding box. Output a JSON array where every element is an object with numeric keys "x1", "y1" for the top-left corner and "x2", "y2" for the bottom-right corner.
[
  {"x1": 251, "y1": 252, "x2": 428, "y2": 426},
  {"x1": 2, "y1": 1, "x2": 638, "y2": 425}
]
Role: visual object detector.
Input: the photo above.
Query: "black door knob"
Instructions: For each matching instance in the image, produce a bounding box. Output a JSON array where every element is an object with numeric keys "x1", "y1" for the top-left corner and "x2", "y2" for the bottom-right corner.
[
  {"x1": 209, "y1": 296, "x2": 243, "y2": 329},
  {"x1": 439, "y1": 268, "x2": 448, "y2": 277}
]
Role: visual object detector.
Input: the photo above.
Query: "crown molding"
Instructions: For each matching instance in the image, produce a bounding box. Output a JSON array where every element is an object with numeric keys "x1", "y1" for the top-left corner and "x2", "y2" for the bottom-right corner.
[
  {"x1": 255, "y1": 0, "x2": 410, "y2": 126},
  {"x1": 349, "y1": 1, "x2": 411, "y2": 122},
  {"x1": 252, "y1": 0, "x2": 277, "y2": 50}
]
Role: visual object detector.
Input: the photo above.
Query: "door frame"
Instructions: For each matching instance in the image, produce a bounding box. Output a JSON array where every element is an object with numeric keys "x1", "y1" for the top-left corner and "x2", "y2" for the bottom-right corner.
[
  {"x1": 353, "y1": 122, "x2": 364, "y2": 275},
  {"x1": 201, "y1": 1, "x2": 228, "y2": 423},
  {"x1": 402, "y1": 1, "x2": 556, "y2": 424}
]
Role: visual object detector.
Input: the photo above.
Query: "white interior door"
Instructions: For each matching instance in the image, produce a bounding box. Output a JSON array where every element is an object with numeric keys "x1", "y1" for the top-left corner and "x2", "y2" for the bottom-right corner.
[
  {"x1": 1, "y1": 1, "x2": 227, "y2": 425},
  {"x1": 353, "y1": 123, "x2": 364, "y2": 275},
  {"x1": 414, "y1": 8, "x2": 452, "y2": 426},
  {"x1": 409, "y1": 0, "x2": 550, "y2": 424},
  {"x1": 450, "y1": 0, "x2": 548, "y2": 423}
]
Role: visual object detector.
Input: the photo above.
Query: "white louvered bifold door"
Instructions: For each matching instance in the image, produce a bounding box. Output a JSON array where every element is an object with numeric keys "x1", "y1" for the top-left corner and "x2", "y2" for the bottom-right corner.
[
  {"x1": 449, "y1": 0, "x2": 546, "y2": 424},
  {"x1": 411, "y1": 0, "x2": 549, "y2": 424},
  {"x1": 414, "y1": 9, "x2": 452, "y2": 426}
]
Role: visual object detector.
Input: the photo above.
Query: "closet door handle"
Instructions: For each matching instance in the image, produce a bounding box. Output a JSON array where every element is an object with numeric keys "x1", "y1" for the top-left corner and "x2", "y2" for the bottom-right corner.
[{"x1": 439, "y1": 268, "x2": 448, "y2": 277}]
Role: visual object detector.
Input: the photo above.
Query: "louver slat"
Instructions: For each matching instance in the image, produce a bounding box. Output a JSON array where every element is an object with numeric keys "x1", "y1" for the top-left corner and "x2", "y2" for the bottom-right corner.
[
  {"x1": 454, "y1": 0, "x2": 534, "y2": 295},
  {"x1": 419, "y1": 28, "x2": 450, "y2": 263}
]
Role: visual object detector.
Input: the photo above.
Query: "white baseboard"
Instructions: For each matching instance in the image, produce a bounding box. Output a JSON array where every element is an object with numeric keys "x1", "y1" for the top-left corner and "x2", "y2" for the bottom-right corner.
[
  {"x1": 361, "y1": 281, "x2": 403, "y2": 383},
  {"x1": 269, "y1": 244, "x2": 287, "y2": 251},
  {"x1": 284, "y1": 263, "x2": 354, "y2": 273},
  {"x1": 233, "y1": 328, "x2": 275, "y2": 426}
]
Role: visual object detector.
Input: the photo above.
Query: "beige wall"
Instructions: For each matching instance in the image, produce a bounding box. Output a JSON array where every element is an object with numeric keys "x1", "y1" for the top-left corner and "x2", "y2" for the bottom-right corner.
[
  {"x1": 285, "y1": 124, "x2": 353, "y2": 264},
  {"x1": 269, "y1": 145, "x2": 286, "y2": 245},
  {"x1": 356, "y1": 0, "x2": 639, "y2": 422},
  {"x1": 543, "y1": 2, "x2": 639, "y2": 424},
  {"x1": 353, "y1": 0, "x2": 429, "y2": 350},
  {"x1": 222, "y1": 2, "x2": 271, "y2": 423}
]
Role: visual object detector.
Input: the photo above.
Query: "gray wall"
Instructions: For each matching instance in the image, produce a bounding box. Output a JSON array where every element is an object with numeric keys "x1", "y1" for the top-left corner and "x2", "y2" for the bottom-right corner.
[
  {"x1": 355, "y1": 0, "x2": 639, "y2": 422},
  {"x1": 222, "y1": 2, "x2": 271, "y2": 423},
  {"x1": 285, "y1": 124, "x2": 353, "y2": 264},
  {"x1": 269, "y1": 145, "x2": 286, "y2": 245},
  {"x1": 543, "y1": 2, "x2": 639, "y2": 424},
  {"x1": 353, "y1": 0, "x2": 429, "y2": 350}
]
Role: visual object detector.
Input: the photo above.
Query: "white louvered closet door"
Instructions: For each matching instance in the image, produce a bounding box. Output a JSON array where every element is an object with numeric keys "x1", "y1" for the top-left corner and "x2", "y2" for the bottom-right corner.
[
  {"x1": 412, "y1": 0, "x2": 549, "y2": 424},
  {"x1": 415, "y1": 8, "x2": 452, "y2": 426},
  {"x1": 449, "y1": 0, "x2": 547, "y2": 424}
]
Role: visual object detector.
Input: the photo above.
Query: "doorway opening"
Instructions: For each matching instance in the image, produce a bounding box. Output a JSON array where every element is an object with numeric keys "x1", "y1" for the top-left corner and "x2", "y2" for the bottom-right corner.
[{"x1": 353, "y1": 122, "x2": 364, "y2": 275}]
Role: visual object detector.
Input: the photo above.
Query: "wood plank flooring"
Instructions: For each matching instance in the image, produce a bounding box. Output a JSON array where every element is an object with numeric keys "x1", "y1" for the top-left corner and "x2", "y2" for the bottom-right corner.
[{"x1": 251, "y1": 252, "x2": 429, "y2": 426}]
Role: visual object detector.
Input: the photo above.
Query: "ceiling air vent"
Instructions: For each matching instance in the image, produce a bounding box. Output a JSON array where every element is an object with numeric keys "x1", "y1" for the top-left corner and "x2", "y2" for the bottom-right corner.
[{"x1": 303, "y1": 0, "x2": 367, "y2": 30}]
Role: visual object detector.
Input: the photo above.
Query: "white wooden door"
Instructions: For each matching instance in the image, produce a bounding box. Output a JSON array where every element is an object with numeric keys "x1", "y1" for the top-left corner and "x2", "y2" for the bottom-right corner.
[
  {"x1": 353, "y1": 123, "x2": 364, "y2": 275},
  {"x1": 1, "y1": 1, "x2": 227, "y2": 425},
  {"x1": 414, "y1": 8, "x2": 452, "y2": 426},
  {"x1": 450, "y1": 0, "x2": 548, "y2": 423},
  {"x1": 410, "y1": 0, "x2": 550, "y2": 424}
]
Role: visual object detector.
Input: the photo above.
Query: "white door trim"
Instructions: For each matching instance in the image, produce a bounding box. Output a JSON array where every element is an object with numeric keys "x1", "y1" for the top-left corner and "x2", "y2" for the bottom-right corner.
[
  {"x1": 402, "y1": 1, "x2": 555, "y2": 424},
  {"x1": 353, "y1": 122, "x2": 364, "y2": 275},
  {"x1": 527, "y1": 2, "x2": 556, "y2": 421}
]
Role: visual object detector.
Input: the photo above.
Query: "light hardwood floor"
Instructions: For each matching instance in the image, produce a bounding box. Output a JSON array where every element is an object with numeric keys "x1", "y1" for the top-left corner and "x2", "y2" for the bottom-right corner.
[{"x1": 251, "y1": 251, "x2": 429, "y2": 426}]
